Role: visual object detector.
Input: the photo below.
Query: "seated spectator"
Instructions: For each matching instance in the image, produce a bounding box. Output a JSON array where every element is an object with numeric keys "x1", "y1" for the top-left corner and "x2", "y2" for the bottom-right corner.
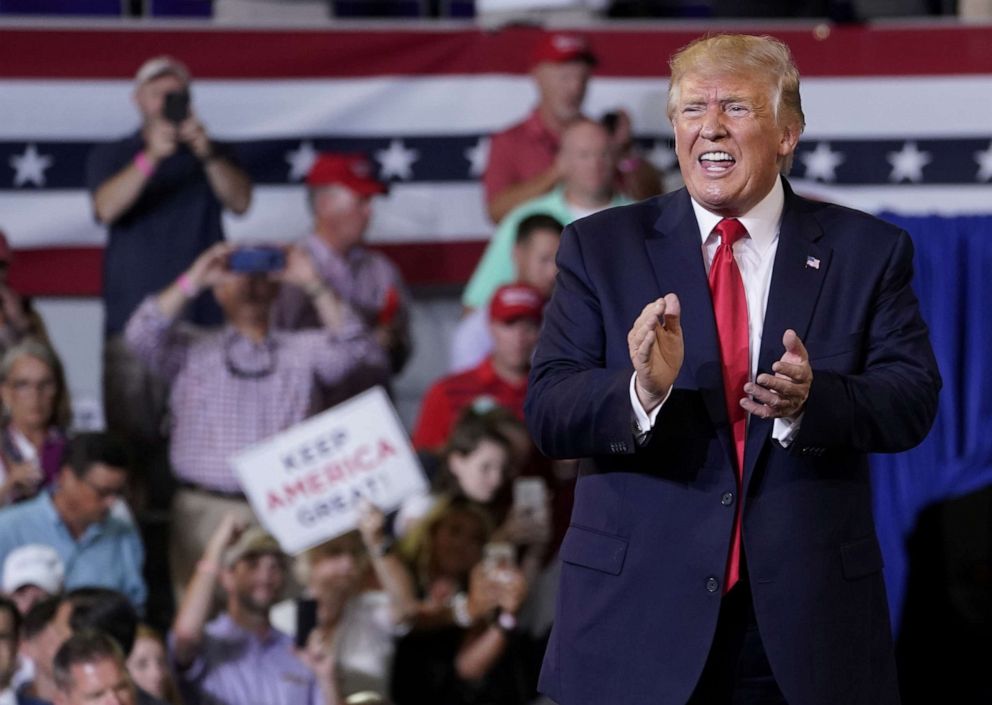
[
  {"x1": 483, "y1": 32, "x2": 597, "y2": 223},
  {"x1": 16, "y1": 596, "x2": 69, "y2": 703},
  {"x1": 0, "y1": 340, "x2": 70, "y2": 506},
  {"x1": 403, "y1": 410, "x2": 549, "y2": 588},
  {"x1": 124, "y1": 242, "x2": 386, "y2": 595},
  {"x1": 61, "y1": 587, "x2": 168, "y2": 705},
  {"x1": 396, "y1": 497, "x2": 492, "y2": 623},
  {"x1": 2, "y1": 545, "x2": 64, "y2": 615},
  {"x1": 390, "y1": 499, "x2": 536, "y2": 705},
  {"x1": 413, "y1": 284, "x2": 543, "y2": 452},
  {"x1": 270, "y1": 519, "x2": 414, "y2": 703},
  {"x1": 0, "y1": 595, "x2": 49, "y2": 705},
  {"x1": 128, "y1": 625, "x2": 182, "y2": 705},
  {"x1": 450, "y1": 214, "x2": 561, "y2": 373},
  {"x1": 464, "y1": 118, "x2": 630, "y2": 311},
  {"x1": 272, "y1": 153, "x2": 411, "y2": 407},
  {"x1": 0, "y1": 433, "x2": 145, "y2": 610},
  {"x1": 52, "y1": 631, "x2": 136, "y2": 705},
  {"x1": 170, "y1": 516, "x2": 335, "y2": 705},
  {"x1": 601, "y1": 107, "x2": 665, "y2": 201}
]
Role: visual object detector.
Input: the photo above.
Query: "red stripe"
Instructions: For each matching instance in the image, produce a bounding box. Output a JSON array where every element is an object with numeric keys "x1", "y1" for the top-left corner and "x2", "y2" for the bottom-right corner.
[
  {"x1": 1, "y1": 25, "x2": 991, "y2": 78},
  {"x1": 8, "y1": 242, "x2": 486, "y2": 297}
]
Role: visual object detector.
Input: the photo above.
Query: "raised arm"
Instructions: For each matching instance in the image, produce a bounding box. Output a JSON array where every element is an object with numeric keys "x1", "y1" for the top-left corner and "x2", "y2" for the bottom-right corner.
[
  {"x1": 171, "y1": 512, "x2": 245, "y2": 667},
  {"x1": 525, "y1": 224, "x2": 649, "y2": 459},
  {"x1": 178, "y1": 114, "x2": 252, "y2": 215},
  {"x1": 92, "y1": 120, "x2": 177, "y2": 225}
]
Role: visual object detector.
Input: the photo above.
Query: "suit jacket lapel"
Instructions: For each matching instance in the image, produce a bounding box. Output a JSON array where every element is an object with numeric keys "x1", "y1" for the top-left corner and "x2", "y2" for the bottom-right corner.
[
  {"x1": 743, "y1": 180, "x2": 832, "y2": 483},
  {"x1": 644, "y1": 190, "x2": 729, "y2": 438}
]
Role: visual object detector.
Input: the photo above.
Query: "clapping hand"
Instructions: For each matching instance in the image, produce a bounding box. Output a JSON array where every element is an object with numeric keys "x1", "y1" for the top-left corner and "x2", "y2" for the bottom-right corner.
[
  {"x1": 742, "y1": 329, "x2": 812, "y2": 420},
  {"x1": 628, "y1": 293, "x2": 684, "y2": 412}
]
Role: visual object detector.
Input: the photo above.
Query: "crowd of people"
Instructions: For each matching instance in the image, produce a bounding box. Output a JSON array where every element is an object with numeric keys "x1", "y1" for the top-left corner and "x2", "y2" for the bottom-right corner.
[{"x1": 0, "y1": 29, "x2": 666, "y2": 705}]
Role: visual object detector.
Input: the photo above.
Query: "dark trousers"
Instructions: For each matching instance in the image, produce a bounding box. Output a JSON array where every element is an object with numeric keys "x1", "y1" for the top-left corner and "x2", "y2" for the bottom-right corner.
[{"x1": 686, "y1": 580, "x2": 788, "y2": 705}]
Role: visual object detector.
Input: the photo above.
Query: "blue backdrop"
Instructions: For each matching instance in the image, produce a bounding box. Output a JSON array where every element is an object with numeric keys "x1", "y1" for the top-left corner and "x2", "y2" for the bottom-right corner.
[{"x1": 873, "y1": 213, "x2": 992, "y2": 631}]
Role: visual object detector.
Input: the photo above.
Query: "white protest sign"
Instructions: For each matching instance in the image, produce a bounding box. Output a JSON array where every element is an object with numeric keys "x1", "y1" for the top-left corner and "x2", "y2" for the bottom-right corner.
[{"x1": 231, "y1": 386, "x2": 428, "y2": 555}]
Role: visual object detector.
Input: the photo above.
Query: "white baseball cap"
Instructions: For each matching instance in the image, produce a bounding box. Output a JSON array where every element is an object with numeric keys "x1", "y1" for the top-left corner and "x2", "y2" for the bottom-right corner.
[
  {"x1": 134, "y1": 55, "x2": 190, "y2": 88},
  {"x1": 2, "y1": 544, "x2": 65, "y2": 594}
]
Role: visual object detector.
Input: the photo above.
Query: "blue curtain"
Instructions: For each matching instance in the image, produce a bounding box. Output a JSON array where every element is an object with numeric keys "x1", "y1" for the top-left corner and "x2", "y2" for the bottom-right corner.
[{"x1": 872, "y1": 213, "x2": 992, "y2": 631}]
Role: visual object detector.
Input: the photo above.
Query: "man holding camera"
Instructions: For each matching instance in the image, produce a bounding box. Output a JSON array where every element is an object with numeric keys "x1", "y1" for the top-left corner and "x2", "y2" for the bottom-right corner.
[
  {"x1": 86, "y1": 55, "x2": 253, "y2": 450},
  {"x1": 272, "y1": 153, "x2": 411, "y2": 409},
  {"x1": 123, "y1": 241, "x2": 387, "y2": 596}
]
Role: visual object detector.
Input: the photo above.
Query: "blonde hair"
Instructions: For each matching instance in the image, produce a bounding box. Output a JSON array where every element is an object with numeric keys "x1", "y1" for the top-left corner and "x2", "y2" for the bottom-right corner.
[
  {"x1": 396, "y1": 495, "x2": 493, "y2": 594},
  {"x1": 667, "y1": 33, "x2": 806, "y2": 135}
]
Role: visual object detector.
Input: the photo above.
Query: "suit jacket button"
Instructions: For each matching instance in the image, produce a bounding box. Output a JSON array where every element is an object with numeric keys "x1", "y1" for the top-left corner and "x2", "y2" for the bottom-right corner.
[
  {"x1": 721, "y1": 491, "x2": 735, "y2": 506},
  {"x1": 705, "y1": 576, "x2": 720, "y2": 593}
]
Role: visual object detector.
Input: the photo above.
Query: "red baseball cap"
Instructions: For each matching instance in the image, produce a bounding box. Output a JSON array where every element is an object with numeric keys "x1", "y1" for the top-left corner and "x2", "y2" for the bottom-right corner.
[
  {"x1": 531, "y1": 32, "x2": 597, "y2": 67},
  {"x1": 490, "y1": 283, "x2": 544, "y2": 324},
  {"x1": 306, "y1": 153, "x2": 388, "y2": 196}
]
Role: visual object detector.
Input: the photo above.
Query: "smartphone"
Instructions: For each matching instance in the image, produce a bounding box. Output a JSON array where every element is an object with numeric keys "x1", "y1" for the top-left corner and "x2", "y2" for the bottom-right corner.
[
  {"x1": 512, "y1": 477, "x2": 548, "y2": 519},
  {"x1": 295, "y1": 598, "x2": 318, "y2": 649},
  {"x1": 228, "y1": 246, "x2": 285, "y2": 273},
  {"x1": 482, "y1": 541, "x2": 515, "y2": 583},
  {"x1": 163, "y1": 89, "x2": 190, "y2": 125}
]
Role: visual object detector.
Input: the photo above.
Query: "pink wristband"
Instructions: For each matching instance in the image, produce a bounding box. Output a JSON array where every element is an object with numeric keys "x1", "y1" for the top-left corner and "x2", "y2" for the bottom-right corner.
[
  {"x1": 134, "y1": 151, "x2": 155, "y2": 178},
  {"x1": 176, "y1": 273, "x2": 197, "y2": 298}
]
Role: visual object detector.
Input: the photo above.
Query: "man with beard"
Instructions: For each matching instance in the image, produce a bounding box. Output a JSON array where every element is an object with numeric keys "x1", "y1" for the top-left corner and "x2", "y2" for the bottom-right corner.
[{"x1": 170, "y1": 515, "x2": 337, "y2": 705}]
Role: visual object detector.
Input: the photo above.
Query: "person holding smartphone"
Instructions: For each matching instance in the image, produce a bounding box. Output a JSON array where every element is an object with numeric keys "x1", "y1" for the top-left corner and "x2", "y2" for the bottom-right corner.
[
  {"x1": 123, "y1": 241, "x2": 387, "y2": 598},
  {"x1": 170, "y1": 514, "x2": 338, "y2": 705},
  {"x1": 85, "y1": 56, "x2": 253, "y2": 519}
]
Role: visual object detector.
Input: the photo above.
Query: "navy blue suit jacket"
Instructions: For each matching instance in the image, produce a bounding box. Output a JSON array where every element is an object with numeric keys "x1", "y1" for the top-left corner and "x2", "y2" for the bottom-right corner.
[{"x1": 525, "y1": 180, "x2": 941, "y2": 705}]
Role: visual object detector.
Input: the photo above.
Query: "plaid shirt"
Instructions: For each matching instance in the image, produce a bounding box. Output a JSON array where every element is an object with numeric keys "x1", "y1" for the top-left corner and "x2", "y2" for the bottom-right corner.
[
  {"x1": 125, "y1": 297, "x2": 387, "y2": 492},
  {"x1": 271, "y1": 234, "x2": 412, "y2": 405}
]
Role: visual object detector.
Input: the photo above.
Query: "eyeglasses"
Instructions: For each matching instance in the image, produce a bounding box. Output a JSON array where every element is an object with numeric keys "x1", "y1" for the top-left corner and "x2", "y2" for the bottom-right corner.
[{"x1": 80, "y1": 476, "x2": 125, "y2": 500}]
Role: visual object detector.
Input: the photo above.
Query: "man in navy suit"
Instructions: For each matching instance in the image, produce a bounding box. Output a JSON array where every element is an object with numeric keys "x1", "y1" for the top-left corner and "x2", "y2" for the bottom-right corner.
[{"x1": 525, "y1": 34, "x2": 940, "y2": 705}]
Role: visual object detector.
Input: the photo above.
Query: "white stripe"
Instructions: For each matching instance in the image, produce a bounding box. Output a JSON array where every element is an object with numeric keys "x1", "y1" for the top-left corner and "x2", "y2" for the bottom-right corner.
[
  {"x1": 5, "y1": 183, "x2": 991, "y2": 250},
  {"x1": 3, "y1": 75, "x2": 992, "y2": 139},
  {"x1": 1, "y1": 182, "x2": 493, "y2": 248},
  {"x1": 223, "y1": 182, "x2": 492, "y2": 244}
]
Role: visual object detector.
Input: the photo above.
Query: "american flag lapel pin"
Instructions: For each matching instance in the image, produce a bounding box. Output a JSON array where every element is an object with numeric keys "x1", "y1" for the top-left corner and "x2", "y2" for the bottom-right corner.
[{"x1": 805, "y1": 255, "x2": 821, "y2": 270}]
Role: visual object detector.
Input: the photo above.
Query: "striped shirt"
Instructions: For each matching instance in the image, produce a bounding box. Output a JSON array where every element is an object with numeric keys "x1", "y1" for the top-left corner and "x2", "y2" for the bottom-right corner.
[{"x1": 125, "y1": 296, "x2": 387, "y2": 493}]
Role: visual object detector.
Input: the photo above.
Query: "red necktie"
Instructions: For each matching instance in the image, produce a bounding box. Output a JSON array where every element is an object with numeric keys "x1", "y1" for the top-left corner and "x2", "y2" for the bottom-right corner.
[{"x1": 709, "y1": 218, "x2": 749, "y2": 593}]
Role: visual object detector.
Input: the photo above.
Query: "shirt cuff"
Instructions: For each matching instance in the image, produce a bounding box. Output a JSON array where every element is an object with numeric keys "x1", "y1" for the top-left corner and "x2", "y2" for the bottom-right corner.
[
  {"x1": 772, "y1": 411, "x2": 805, "y2": 447},
  {"x1": 629, "y1": 373, "x2": 670, "y2": 438}
]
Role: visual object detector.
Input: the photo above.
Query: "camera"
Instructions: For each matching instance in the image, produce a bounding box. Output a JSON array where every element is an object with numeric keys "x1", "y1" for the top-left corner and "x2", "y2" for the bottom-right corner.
[{"x1": 228, "y1": 247, "x2": 286, "y2": 274}]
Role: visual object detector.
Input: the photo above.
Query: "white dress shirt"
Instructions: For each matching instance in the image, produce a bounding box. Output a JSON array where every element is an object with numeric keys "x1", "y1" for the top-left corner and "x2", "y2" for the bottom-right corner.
[{"x1": 631, "y1": 178, "x2": 802, "y2": 445}]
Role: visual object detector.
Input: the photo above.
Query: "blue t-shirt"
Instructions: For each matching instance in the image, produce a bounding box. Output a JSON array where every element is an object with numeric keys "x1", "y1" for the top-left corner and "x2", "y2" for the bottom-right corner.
[{"x1": 86, "y1": 132, "x2": 231, "y2": 335}]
